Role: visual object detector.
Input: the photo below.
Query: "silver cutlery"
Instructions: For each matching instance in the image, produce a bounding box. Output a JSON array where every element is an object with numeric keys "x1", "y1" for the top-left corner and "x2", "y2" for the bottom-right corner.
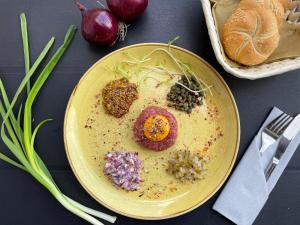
[
  {"x1": 259, "y1": 112, "x2": 293, "y2": 154},
  {"x1": 265, "y1": 114, "x2": 300, "y2": 181}
]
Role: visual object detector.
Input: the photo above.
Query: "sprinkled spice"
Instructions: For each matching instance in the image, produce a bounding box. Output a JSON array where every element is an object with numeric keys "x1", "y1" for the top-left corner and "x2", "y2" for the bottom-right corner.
[
  {"x1": 104, "y1": 151, "x2": 142, "y2": 191},
  {"x1": 167, "y1": 75, "x2": 203, "y2": 114},
  {"x1": 84, "y1": 117, "x2": 96, "y2": 129},
  {"x1": 199, "y1": 126, "x2": 224, "y2": 157},
  {"x1": 102, "y1": 77, "x2": 138, "y2": 118},
  {"x1": 140, "y1": 182, "x2": 166, "y2": 199},
  {"x1": 167, "y1": 150, "x2": 208, "y2": 182}
]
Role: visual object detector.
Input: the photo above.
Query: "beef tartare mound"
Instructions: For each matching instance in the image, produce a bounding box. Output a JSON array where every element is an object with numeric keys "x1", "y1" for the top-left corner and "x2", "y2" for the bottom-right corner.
[{"x1": 133, "y1": 106, "x2": 177, "y2": 151}]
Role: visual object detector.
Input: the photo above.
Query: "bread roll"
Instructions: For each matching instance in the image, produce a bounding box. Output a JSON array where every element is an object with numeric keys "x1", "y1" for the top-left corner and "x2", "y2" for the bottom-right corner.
[
  {"x1": 222, "y1": 5, "x2": 280, "y2": 66},
  {"x1": 240, "y1": 0, "x2": 285, "y2": 27}
]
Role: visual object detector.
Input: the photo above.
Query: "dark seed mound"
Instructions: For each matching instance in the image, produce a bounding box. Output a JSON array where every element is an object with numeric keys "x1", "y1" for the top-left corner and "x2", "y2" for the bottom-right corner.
[{"x1": 167, "y1": 75, "x2": 203, "y2": 114}]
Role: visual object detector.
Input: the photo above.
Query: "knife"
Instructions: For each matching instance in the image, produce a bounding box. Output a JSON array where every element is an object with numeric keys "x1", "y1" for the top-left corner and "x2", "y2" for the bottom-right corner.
[{"x1": 265, "y1": 114, "x2": 300, "y2": 181}]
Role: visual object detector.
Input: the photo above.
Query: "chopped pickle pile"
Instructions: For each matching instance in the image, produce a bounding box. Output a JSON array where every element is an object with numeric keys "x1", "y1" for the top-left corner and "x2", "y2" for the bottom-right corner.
[{"x1": 167, "y1": 150, "x2": 208, "y2": 182}]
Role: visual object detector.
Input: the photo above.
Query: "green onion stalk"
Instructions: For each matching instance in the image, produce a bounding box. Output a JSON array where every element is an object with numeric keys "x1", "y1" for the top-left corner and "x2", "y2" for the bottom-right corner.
[{"x1": 0, "y1": 13, "x2": 116, "y2": 225}]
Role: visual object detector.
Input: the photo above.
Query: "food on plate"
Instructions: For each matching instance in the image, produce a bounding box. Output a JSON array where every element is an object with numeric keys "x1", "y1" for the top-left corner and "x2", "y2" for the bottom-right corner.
[
  {"x1": 133, "y1": 106, "x2": 178, "y2": 151},
  {"x1": 64, "y1": 42, "x2": 239, "y2": 214},
  {"x1": 167, "y1": 150, "x2": 208, "y2": 182},
  {"x1": 102, "y1": 77, "x2": 138, "y2": 118},
  {"x1": 167, "y1": 75, "x2": 204, "y2": 114},
  {"x1": 222, "y1": 4, "x2": 280, "y2": 66},
  {"x1": 104, "y1": 151, "x2": 142, "y2": 191},
  {"x1": 107, "y1": 0, "x2": 148, "y2": 22},
  {"x1": 239, "y1": 0, "x2": 284, "y2": 27}
]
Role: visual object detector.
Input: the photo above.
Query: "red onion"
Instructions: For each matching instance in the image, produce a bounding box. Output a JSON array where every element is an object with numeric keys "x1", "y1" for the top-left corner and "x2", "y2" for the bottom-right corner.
[
  {"x1": 107, "y1": 0, "x2": 148, "y2": 22},
  {"x1": 75, "y1": 0, "x2": 119, "y2": 46},
  {"x1": 104, "y1": 151, "x2": 142, "y2": 191}
]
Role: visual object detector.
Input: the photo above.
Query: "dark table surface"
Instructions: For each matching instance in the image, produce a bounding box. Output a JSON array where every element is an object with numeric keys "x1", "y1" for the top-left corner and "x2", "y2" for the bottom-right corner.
[{"x1": 1, "y1": 0, "x2": 300, "y2": 225}]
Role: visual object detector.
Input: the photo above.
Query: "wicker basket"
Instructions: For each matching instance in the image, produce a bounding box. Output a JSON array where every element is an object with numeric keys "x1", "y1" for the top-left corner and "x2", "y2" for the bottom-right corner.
[{"x1": 201, "y1": 0, "x2": 300, "y2": 80}]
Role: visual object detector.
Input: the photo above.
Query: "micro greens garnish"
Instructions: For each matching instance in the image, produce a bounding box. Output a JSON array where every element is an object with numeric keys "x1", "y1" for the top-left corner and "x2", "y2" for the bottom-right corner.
[
  {"x1": 0, "y1": 13, "x2": 116, "y2": 225},
  {"x1": 119, "y1": 39, "x2": 213, "y2": 96}
]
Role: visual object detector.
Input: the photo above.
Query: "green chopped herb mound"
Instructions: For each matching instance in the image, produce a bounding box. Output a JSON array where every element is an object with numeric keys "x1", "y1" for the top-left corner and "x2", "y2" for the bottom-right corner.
[
  {"x1": 0, "y1": 13, "x2": 116, "y2": 225},
  {"x1": 167, "y1": 150, "x2": 208, "y2": 182},
  {"x1": 167, "y1": 75, "x2": 204, "y2": 114}
]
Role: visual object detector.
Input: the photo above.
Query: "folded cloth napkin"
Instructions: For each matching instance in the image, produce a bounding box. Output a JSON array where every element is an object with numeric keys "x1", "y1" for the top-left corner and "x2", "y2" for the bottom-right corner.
[{"x1": 213, "y1": 107, "x2": 300, "y2": 225}]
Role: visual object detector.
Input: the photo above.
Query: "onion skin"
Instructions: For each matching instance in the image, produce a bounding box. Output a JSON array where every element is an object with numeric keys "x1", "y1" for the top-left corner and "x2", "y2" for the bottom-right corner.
[
  {"x1": 107, "y1": 0, "x2": 148, "y2": 22},
  {"x1": 81, "y1": 8, "x2": 119, "y2": 46}
]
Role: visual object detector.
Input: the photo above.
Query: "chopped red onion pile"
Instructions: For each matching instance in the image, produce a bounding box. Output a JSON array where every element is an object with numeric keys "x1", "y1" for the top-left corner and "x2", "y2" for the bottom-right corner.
[{"x1": 104, "y1": 151, "x2": 142, "y2": 191}]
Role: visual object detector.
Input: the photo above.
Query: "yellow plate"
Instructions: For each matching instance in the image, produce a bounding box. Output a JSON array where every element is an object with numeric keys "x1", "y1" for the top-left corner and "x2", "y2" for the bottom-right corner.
[{"x1": 64, "y1": 43, "x2": 240, "y2": 220}]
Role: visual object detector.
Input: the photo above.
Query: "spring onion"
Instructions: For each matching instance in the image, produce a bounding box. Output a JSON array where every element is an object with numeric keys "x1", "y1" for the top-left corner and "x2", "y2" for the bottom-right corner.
[{"x1": 0, "y1": 13, "x2": 116, "y2": 225}]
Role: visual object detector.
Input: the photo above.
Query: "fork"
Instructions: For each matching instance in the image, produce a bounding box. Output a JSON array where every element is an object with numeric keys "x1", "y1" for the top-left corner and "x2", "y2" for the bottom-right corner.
[{"x1": 259, "y1": 113, "x2": 293, "y2": 154}]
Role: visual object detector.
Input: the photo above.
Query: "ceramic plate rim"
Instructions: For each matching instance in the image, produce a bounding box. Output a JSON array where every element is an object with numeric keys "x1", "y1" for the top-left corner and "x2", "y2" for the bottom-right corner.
[{"x1": 63, "y1": 43, "x2": 240, "y2": 220}]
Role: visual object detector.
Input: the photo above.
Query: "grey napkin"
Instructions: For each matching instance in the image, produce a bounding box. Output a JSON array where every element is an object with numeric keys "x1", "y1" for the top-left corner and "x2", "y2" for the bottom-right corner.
[{"x1": 213, "y1": 107, "x2": 300, "y2": 225}]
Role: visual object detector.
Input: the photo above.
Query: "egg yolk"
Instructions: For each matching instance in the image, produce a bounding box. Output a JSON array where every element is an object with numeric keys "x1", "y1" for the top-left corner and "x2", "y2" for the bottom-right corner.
[{"x1": 143, "y1": 115, "x2": 170, "y2": 142}]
